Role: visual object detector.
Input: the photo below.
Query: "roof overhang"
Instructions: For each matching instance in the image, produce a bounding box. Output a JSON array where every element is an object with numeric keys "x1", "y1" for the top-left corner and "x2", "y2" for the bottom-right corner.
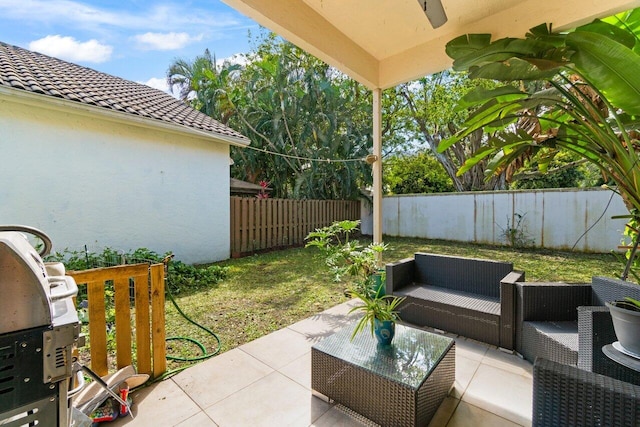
[
  {"x1": 222, "y1": 0, "x2": 640, "y2": 89},
  {"x1": 0, "y1": 85, "x2": 250, "y2": 147}
]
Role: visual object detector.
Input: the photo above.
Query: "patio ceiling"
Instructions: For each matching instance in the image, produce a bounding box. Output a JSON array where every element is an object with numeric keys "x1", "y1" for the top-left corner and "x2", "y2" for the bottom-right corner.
[{"x1": 222, "y1": 0, "x2": 640, "y2": 89}]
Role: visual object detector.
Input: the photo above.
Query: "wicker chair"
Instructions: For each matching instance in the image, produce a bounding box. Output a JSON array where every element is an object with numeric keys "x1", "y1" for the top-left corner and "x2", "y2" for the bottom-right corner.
[
  {"x1": 533, "y1": 358, "x2": 640, "y2": 427},
  {"x1": 386, "y1": 253, "x2": 524, "y2": 349},
  {"x1": 517, "y1": 276, "x2": 640, "y2": 384}
]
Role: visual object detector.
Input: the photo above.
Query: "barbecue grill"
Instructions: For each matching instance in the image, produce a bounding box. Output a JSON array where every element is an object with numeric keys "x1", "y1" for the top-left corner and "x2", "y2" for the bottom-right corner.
[{"x1": 0, "y1": 226, "x2": 80, "y2": 427}]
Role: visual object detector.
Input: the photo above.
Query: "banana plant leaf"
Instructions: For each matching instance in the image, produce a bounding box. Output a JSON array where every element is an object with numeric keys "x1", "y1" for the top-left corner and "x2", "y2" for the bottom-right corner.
[
  {"x1": 576, "y1": 20, "x2": 637, "y2": 49},
  {"x1": 448, "y1": 36, "x2": 564, "y2": 72},
  {"x1": 566, "y1": 31, "x2": 640, "y2": 115},
  {"x1": 603, "y1": 8, "x2": 640, "y2": 54},
  {"x1": 443, "y1": 10, "x2": 640, "y2": 213},
  {"x1": 455, "y1": 86, "x2": 527, "y2": 109}
]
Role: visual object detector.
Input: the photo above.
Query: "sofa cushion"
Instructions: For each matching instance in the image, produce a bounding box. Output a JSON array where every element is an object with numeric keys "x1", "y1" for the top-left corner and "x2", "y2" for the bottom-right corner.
[{"x1": 395, "y1": 283, "x2": 500, "y2": 315}]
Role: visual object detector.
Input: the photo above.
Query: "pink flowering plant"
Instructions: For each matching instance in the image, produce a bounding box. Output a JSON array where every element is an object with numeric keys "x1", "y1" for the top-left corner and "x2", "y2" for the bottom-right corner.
[{"x1": 256, "y1": 180, "x2": 270, "y2": 199}]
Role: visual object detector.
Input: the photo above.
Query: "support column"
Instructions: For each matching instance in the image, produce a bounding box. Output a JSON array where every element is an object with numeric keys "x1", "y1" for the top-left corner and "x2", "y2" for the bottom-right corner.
[{"x1": 372, "y1": 88, "x2": 383, "y2": 260}]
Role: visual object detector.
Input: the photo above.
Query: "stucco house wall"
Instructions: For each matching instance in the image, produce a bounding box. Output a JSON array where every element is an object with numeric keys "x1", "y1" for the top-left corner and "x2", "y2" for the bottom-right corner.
[
  {"x1": 0, "y1": 42, "x2": 249, "y2": 264},
  {"x1": 1, "y1": 98, "x2": 229, "y2": 263}
]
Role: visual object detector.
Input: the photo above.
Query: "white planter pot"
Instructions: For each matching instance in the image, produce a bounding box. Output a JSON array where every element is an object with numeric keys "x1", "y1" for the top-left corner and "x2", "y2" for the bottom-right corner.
[{"x1": 606, "y1": 300, "x2": 640, "y2": 356}]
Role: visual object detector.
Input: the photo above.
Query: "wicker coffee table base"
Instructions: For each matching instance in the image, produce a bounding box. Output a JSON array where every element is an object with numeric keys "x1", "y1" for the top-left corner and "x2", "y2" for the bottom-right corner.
[{"x1": 312, "y1": 343, "x2": 455, "y2": 427}]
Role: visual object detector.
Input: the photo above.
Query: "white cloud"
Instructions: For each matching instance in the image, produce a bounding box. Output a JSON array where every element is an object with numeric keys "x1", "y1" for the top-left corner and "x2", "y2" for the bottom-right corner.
[
  {"x1": 133, "y1": 32, "x2": 203, "y2": 51},
  {"x1": 28, "y1": 35, "x2": 112, "y2": 63},
  {"x1": 141, "y1": 77, "x2": 173, "y2": 95},
  {"x1": 221, "y1": 53, "x2": 249, "y2": 67},
  {"x1": 0, "y1": 0, "x2": 245, "y2": 32}
]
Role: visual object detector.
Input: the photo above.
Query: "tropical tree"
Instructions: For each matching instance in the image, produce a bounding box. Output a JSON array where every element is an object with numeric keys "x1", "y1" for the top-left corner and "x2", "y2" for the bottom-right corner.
[
  {"x1": 228, "y1": 35, "x2": 373, "y2": 199},
  {"x1": 383, "y1": 152, "x2": 455, "y2": 194},
  {"x1": 167, "y1": 49, "x2": 215, "y2": 101},
  {"x1": 395, "y1": 71, "x2": 510, "y2": 191},
  {"x1": 441, "y1": 9, "x2": 640, "y2": 275},
  {"x1": 168, "y1": 33, "x2": 374, "y2": 200},
  {"x1": 167, "y1": 49, "x2": 240, "y2": 125}
]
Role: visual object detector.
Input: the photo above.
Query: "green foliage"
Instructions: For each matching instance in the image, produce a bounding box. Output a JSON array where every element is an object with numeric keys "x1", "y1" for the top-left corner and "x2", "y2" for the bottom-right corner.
[
  {"x1": 383, "y1": 152, "x2": 455, "y2": 194},
  {"x1": 498, "y1": 212, "x2": 535, "y2": 248},
  {"x1": 442, "y1": 14, "x2": 640, "y2": 216},
  {"x1": 169, "y1": 31, "x2": 373, "y2": 200},
  {"x1": 46, "y1": 247, "x2": 228, "y2": 294},
  {"x1": 510, "y1": 167, "x2": 582, "y2": 190},
  {"x1": 166, "y1": 49, "x2": 240, "y2": 125},
  {"x1": 230, "y1": 36, "x2": 372, "y2": 200},
  {"x1": 625, "y1": 297, "x2": 640, "y2": 310},
  {"x1": 306, "y1": 220, "x2": 405, "y2": 341},
  {"x1": 613, "y1": 213, "x2": 640, "y2": 283},
  {"x1": 509, "y1": 151, "x2": 591, "y2": 189},
  {"x1": 305, "y1": 220, "x2": 386, "y2": 282},
  {"x1": 347, "y1": 290, "x2": 405, "y2": 340}
]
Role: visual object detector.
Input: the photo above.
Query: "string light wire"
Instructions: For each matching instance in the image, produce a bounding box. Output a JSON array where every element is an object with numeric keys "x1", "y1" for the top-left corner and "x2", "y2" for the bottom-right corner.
[{"x1": 236, "y1": 143, "x2": 368, "y2": 163}]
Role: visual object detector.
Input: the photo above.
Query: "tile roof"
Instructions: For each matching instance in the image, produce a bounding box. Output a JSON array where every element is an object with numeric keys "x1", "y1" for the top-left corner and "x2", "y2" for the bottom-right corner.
[{"x1": 0, "y1": 41, "x2": 249, "y2": 144}]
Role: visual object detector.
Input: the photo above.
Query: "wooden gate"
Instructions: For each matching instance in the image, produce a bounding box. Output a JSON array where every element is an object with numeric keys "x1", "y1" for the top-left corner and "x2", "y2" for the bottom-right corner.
[{"x1": 69, "y1": 263, "x2": 166, "y2": 378}]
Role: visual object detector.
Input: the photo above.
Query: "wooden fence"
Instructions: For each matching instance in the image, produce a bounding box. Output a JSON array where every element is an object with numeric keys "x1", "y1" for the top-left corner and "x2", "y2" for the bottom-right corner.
[
  {"x1": 230, "y1": 197, "x2": 361, "y2": 256},
  {"x1": 69, "y1": 263, "x2": 166, "y2": 379}
]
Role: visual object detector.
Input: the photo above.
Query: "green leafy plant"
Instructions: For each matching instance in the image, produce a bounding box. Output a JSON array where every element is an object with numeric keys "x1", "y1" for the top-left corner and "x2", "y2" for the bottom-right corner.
[
  {"x1": 306, "y1": 220, "x2": 406, "y2": 341},
  {"x1": 441, "y1": 10, "x2": 640, "y2": 295},
  {"x1": 383, "y1": 152, "x2": 455, "y2": 194},
  {"x1": 46, "y1": 247, "x2": 228, "y2": 294},
  {"x1": 347, "y1": 289, "x2": 405, "y2": 340},
  {"x1": 498, "y1": 212, "x2": 534, "y2": 248},
  {"x1": 305, "y1": 220, "x2": 386, "y2": 284},
  {"x1": 611, "y1": 213, "x2": 640, "y2": 308}
]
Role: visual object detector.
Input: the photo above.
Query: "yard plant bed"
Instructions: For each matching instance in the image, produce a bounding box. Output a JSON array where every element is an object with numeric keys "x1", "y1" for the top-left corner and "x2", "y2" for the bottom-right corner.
[{"x1": 164, "y1": 236, "x2": 618, "y2": 371}]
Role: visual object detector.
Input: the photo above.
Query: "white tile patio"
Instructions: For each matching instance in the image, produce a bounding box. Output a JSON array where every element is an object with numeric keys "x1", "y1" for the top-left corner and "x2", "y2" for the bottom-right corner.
[{"x1": 111, "y1": 300, "x2": 533, "y2": 427}]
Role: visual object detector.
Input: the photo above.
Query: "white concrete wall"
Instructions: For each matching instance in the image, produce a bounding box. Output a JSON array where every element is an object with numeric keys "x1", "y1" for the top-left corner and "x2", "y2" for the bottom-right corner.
[
  {"x1": 0, "y1": 96, "x2": 231, "y2": 264},
  {"x1": 361, "y1": 188, "x2": 629, "y2": 253}
]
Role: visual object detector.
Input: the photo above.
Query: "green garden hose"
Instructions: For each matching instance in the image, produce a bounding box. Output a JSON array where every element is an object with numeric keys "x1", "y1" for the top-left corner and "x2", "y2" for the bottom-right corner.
[{"x1": 152, "y1": 257, "x2": 223, "y2": 381}]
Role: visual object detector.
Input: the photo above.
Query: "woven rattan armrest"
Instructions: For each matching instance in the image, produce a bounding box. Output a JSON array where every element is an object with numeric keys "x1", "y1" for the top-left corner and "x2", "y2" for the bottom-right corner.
[
  {"x1": 578, "y1": 305, "x2": 640, "y2": 384},
  {"x1": 385, "y1": 257, "x2": 415, "y2": 294},
  {"x1": 533, "y1": 358, "x2": 640, "y2": 427}
]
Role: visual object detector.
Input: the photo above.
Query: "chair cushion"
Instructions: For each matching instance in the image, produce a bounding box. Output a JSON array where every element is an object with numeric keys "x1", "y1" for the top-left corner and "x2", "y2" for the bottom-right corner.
[
  {"x1": 395, "y1": 283, "x2": 500, "y2": 315},
  {"x1": 522, "y1": 321, "x2": 578, "y2": 366}
]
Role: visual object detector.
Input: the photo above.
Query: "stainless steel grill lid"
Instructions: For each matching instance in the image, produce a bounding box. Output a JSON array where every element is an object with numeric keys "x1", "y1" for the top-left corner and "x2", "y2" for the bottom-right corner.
[{"x1": 0, "y1": 231, "x2": 52, "y2": 334}]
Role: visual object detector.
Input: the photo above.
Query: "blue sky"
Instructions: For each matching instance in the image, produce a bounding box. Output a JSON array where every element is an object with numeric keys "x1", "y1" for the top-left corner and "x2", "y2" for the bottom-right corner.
[{"x1": 0, "y1": 0, "x2": 260, "y2": 93}]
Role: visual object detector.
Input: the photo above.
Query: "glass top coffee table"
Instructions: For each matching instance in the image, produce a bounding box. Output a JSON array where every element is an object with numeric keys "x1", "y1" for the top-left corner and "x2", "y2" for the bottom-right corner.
[{"x1": 311, "y1": 321, "x2": 455, "y2": 427}]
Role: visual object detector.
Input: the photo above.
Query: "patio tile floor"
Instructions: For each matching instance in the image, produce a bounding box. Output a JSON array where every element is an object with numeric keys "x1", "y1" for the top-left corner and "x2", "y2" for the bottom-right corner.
[{"x1": 111, "y1": 300, "x2": 532, "y2": 427}]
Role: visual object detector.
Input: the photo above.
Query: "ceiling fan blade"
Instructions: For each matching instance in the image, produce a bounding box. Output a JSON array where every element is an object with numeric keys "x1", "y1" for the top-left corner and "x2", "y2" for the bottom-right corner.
[{"x1": 417, "y1": 0, "x2": 448, "y2": 29}]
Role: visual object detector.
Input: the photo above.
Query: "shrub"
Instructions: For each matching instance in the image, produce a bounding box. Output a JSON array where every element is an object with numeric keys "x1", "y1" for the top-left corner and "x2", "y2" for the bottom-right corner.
[{"x1": 46, "y1": 247, "x2": 228, "y2": 293}]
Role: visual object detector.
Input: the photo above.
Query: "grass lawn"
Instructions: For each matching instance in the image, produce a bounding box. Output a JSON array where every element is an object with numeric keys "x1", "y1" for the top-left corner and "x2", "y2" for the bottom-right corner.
[{"x1": 163, "y1": 236, "x2": 622, "y2": 371}]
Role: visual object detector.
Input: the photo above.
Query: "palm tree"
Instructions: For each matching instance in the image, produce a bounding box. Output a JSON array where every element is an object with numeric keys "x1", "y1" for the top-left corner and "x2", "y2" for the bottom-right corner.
[
  {"x1": 166, "y1": 49, "x2": 241, "y2": 124},
  {"x1": 167, "y1": 49, "x2": 214, "y2": 101}
]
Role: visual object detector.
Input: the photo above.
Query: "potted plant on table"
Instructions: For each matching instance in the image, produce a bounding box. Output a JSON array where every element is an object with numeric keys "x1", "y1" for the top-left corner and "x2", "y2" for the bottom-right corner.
[
  {"x1": 306, "y1": 220, "x2": 405, "y2": 345},
  {"x1": 348, "y1": 288, "x2": 405, "y2": 346},
  {"x1": 441, "y1": 9, "x2": 640, "y2": 355}
]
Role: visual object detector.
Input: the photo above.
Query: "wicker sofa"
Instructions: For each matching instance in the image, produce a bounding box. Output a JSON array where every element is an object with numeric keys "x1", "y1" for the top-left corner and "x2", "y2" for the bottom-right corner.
[
  {"x1": 517, "y1": 276, "x2": 640, "y2": 384},
  {"x1": 533, "y1": 358, "x2": 640, "y2": 427},
  {"x1": 385, "y1": 253, "x2": 524, "y2": 349}
]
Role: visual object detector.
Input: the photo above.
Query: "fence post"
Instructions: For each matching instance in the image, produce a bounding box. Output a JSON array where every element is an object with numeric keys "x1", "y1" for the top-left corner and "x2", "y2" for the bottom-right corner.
[{"x1": 150, "y1": 263, "x2": 166, "y2": 379}]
